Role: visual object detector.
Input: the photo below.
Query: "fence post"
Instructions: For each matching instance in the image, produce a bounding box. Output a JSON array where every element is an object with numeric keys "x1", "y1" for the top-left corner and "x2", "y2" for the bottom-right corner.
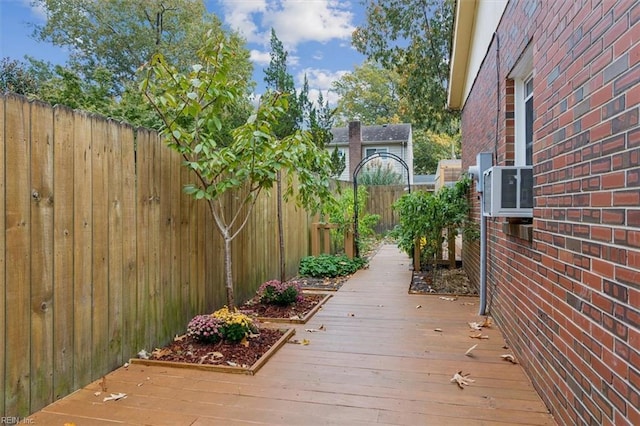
[
  {"x1": 345, "y1": 225, "x2": 354, "y2": 259},
  {"x1": 311, "y1": 223, "x2": 321, "y2": 256}
]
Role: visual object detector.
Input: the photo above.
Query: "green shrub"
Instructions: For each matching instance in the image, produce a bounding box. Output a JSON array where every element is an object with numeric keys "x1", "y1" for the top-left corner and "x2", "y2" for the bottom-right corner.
[
  {"x1": 299, "y1": 254, "x2": 367, "y2": 278},
  {"x1": 322, "y1": 187, "x2": 380, "y2": 253},
  {"x1": 257, "y1": 280, "x2": 303, "y2": 306}
]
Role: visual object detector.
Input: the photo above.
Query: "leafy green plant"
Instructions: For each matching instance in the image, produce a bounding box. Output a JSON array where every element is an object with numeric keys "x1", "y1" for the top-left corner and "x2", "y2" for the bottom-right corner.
[
  {"x1": 257, "y1": 280, "x2": 303, "y2": 306},
  {"x1": 391, "y1": 176, "x2": 475, "y2": 271},
  {"x1": 358, "y1": 160, "x2": 403, "y2": 185},
  {"x1": 322, "y1": 187, "x2": 380, "y2": 253},
  {"x1": 299, "y1": 254, "x2": 367, "y2": 278}
]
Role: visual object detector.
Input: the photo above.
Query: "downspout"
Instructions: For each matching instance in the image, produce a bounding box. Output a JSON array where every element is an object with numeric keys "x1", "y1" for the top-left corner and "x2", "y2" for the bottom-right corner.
[{"x1": 478, "y1": 196, "x2": 488, "y2": 315}]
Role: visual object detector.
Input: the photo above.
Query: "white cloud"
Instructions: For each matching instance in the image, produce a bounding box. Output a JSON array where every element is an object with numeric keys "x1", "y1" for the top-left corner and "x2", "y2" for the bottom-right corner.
[
  {"x1": 218, "y1": 0, "x2": 355, "y2": 51},
  {"x1": 250, "y1": 49, "x2": 271, "y2": 66},
  {"x1": 297, "y1": 67, "x2": 349, "y2": 91},
  {"x1": 218, "y1": 0, "x2": 267, "y2": 43},
  {"x1": 264, "y1": 0, "x2": 355, "y2": 48}
]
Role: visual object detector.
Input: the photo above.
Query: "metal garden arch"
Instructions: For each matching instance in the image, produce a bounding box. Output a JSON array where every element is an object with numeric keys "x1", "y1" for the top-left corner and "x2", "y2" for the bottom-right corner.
[{"x1": 352, "y1": 152, "x2": 411, "y2": 258}]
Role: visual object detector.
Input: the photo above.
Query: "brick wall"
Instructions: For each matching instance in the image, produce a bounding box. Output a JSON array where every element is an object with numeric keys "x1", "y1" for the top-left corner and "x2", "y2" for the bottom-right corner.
[{"x1": 461, "y1": 1, "x2": 640, "y2": 424}]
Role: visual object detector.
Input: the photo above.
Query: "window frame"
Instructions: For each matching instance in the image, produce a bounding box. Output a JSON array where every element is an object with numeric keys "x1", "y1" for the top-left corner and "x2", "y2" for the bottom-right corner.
[
  {"x1": 364, "y1": 147, "x2": 388, "y2": 158},
  {"x1": 510, "y1": 45, "x2": 534, "y2": 166}
]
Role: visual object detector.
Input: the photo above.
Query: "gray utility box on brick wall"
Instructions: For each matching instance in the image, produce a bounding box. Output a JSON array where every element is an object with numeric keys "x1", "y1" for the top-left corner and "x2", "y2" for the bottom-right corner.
[{"x1": 482, "y1": 166, "x2": 534, "y2": 217}]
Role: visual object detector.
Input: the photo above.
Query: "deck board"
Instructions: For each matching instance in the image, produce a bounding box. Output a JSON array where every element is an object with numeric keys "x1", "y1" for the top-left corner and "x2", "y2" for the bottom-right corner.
[{"x1": 28, "y1": 245, "x2": 556, "y2": 425}]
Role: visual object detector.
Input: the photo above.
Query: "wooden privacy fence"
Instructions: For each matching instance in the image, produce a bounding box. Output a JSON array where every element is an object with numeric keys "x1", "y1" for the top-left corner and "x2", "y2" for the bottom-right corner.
[
  {"x1": 0, "y1": 94, "x2": 312, "y2": 417},
  {"x1": 364, "y1": 184, "x2": 433, "y2": 233}
]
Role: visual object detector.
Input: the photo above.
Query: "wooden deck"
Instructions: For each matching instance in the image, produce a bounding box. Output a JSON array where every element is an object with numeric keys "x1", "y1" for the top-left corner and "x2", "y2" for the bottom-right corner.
[{"x1": 28, "y1": 245, "x2": 556, "y2": 425}]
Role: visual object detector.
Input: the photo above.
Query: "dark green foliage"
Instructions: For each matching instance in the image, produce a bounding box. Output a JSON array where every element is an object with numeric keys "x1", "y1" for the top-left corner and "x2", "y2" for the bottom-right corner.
[
  {"x1": 391, "y1": 176, "x2": 476, "y2": 266},
  {"x1": 299, "y1": 254, "x2": 367, "y2": 278}
]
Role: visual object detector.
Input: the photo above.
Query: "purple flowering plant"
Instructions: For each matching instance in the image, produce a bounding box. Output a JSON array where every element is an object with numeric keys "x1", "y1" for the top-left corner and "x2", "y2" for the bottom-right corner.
[
  {"x1": 186, "y1": 314, "x2": 223, "y2": 343},
  {"x1": 257, "y1": 280, "x2": 303, "y2": 306}
]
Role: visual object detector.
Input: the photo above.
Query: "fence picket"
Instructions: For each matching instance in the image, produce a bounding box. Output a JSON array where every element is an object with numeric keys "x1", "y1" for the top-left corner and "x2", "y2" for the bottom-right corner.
[
  {"x1": 107, "y1": 119, "x2": 124, "y2": 368},
  {"x1": 0, "y1": 93, "x2": 5, "y2": 417},
  {"x1": 29, "y1": 100, "x2": 55, "y2": 413},
  {"x1": 4, "y1": 94, "x2": 32, "y2": 416},
  {"x1": 120, "y1": 124, "x2": 137, "y2": 361},
  {"x1": 52, "y1": 105, "x2": 75, "y2": 401},
  {"x1": 72, "y1": 110, "x2": 93, "y2": 390}
]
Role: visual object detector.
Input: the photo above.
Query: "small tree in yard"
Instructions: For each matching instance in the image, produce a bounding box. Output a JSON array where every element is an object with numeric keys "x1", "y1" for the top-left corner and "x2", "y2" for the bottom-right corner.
[{"x1": 140, "y1": 31, "x2": 333, "y2": 309}]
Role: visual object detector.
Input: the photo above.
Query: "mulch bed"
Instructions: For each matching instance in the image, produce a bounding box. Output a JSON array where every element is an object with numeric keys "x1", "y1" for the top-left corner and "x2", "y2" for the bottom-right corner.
[
  {"x1": 238, "y1": 293, "x2": 327, "y2": 320},
  {"x1": 410, "y1": 266, "x2": 477, "y2": 295},
  {"x1": 147, "y1": 328, "x2": 285, "y2": 368}
]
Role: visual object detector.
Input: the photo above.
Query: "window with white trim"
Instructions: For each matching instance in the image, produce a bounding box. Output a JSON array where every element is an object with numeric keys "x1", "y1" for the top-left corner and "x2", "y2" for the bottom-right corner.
[
  {"x1": 365, "y1": 147, "x2": 388, "y2": 158},
  {"x1": 511, "y1": 45, "x2": 533, "y2": 166}
]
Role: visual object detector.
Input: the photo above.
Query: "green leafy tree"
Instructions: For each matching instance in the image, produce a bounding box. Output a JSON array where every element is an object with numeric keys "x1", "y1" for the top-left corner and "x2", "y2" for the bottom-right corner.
[
  {"x1": 0, "y1": 58, "x2": 39, "y2": 96},
  {"x1": 332, "y1": 61, "x2": 403, "y2": 126},
  {"x1": 141, "y1": 31, "x2": 332, "y2": 308},
  {"x1": 413, "y1": 129, "x2": 460, "y2": 174},
  {"x1": 29, "y1": 0, "x2": 254, "y2": 129},
  {"x1": 352, "y1": 0, "x2": 459, "y2": 134},
  {"x1": 329, "y1": 147, "x2": 346, "y2": 178}
]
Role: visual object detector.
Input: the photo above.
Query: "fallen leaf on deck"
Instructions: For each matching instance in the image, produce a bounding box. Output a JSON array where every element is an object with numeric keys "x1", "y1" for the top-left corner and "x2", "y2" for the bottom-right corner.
[
  {"x1": 468, "y1": 322, "x2": 483, "y2": 331},
  {"x1": 469, "y1": 332, "x2": 489, "y2": 339},
  {"x1": 481, "y1": 317, "x2": 493, "y2": 327},
  {"x1": 289, "y1": 314, "x2": 301, "y2": 320},
  {"x1": 319, "y1": 324, "x2": 326, "y2": 330},
  {"x1": 434, "y1": 328, "x2": 443, "y2": 332},
  {"x1": 103, "y1": 392, "x2": 127, "y2": 402},
  {"x1": 226, "y1": 361, "x2": 238, "y2": 367},
  {"x1": 288, "y1": 339, "x2": 310, "y2": 345},
  {"x1": 174, "y1": 334, "x2": 186, "y2": 342},
  {"x1": 123, "y1": 362, "x2": 129, "y2": 368},
  {"x1": 501, "y1": 354, "x2": 518, "y2": 364},
  {"x1": 100, "y1": 376, "x2": 107, "y2": 392},
  {"x1": 94, "y1": 391, "x2": 101, "y2": 397},
  {"x1": 348, "y1": 313, "x2": 355, "y2": 317},
  {"x1": 465, "y1": 344, "x2": 478, "y2": 357},
  {"x1": 137, "y1": 349, "x2": 150, "y2": 359},
  {"x1": 439, "y1": 296, "x2": 458, "y2": 301},
  {"x1": 240, "y1": 338, "x2": 249, "y2": 347},
  {"x1": 64, "y1": 423, "x2": 76, "y2": 426},
  {"x1": 377, "y1": 304, "x2": 384, "y2": 307},
  {"x1": 450, "y1": 371, "x2": 475, "y2": 389},
  {"x1": 305, "y1": 327, "x2": 324, "y2": 332},
  {"x1": 416, "y1": 305, "x2": 422, "y2": 309}
]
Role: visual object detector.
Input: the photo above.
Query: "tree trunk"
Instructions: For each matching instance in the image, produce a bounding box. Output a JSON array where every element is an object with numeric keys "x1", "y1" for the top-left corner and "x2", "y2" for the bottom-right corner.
[
  {"x1": 277, "y1": 170, "x2": 286, "y2": 283},
  {"x1": 224, "y1": 236, "x2": 235, "y2": 309}
]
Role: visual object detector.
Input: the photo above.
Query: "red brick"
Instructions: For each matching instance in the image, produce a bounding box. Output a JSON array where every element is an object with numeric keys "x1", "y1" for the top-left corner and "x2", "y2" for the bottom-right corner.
[{"x1": 601, "y1": 171, "x2": 626, "y2": 189}]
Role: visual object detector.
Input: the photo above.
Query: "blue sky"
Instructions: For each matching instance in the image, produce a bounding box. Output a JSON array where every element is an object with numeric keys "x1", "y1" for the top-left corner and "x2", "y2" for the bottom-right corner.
[{"x1": 0, "y1": 0, "x2": 368, "y2": 103}]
